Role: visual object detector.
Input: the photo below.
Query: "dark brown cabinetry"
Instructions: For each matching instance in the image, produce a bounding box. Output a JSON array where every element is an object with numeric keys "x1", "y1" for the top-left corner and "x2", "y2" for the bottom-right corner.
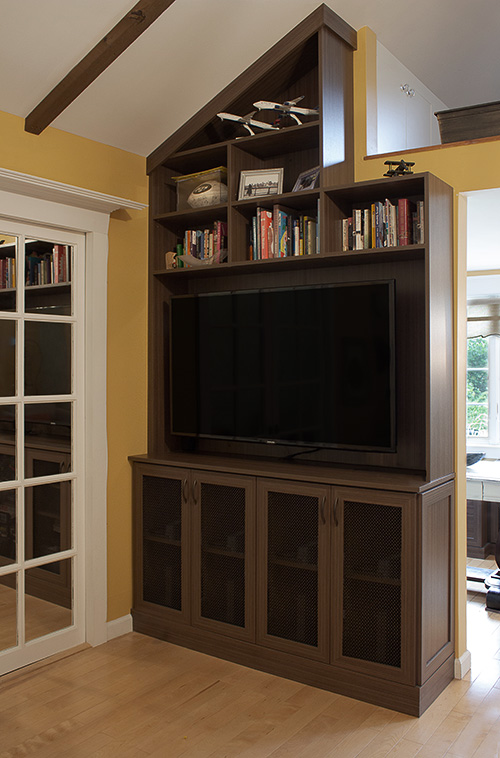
[
  {"x1": 467, "y1": 498, "x2": 499, "y2": 559},
  {"x1": 134, "y1": 463, "x2": 256, "y2": 641},
  {"x1": 132, "y1": 4, "x2": 455, "y2": 717},
  {"x1": 132, "y1": 457, "x2": 454, "y2": 715},
  {"x1": 256, "y1": 479, "x2": 330, "y2": 663}
]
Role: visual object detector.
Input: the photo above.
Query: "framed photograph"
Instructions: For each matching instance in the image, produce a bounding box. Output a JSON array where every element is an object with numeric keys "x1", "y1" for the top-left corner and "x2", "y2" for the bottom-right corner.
[
  {"x1": 292, "y1": 166, "x2": 320, "y2": 192},
  {"x1": 238, "y1": 168, "x2": 284, "y2": 200}
]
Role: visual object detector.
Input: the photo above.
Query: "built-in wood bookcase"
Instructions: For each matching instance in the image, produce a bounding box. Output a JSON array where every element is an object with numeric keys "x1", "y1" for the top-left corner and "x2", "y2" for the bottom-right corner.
[{"x1": 131, "y1": 5, "x2": 455, "y2": 716}]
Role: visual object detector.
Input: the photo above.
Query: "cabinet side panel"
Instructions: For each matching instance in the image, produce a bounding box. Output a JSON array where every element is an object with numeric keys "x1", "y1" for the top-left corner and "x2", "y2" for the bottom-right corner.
[
  {"x1": 426, "y1": 175, "x2": 454, "y2": 481},
  {"x1": 320, "y1": 28, "x2": 354, "y2": 187},
  {"x1": 420, "y1": 483, "x2": 455, "y2": 684}
]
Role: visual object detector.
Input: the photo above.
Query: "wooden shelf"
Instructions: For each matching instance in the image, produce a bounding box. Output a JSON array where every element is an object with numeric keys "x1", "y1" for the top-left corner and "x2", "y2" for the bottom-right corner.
[
  {"x1": 153, "y1": 244, "x2": 424, "y2": 281},
  {"x1": 269, "y1": 556, "x2": 318, "y2": 572},
  {"x1": 25, "y1": 282, "x2": 70, "y2": 291},
  {"x1": 232, "y1": 188, "x2": 319, "y2": 212},
  {"x1": 345, "y1": 571, "x2": 401, "y2": 587},
  {"x1": 154, "y1": 203, "x2": 228, "y2": 226},
  {"x1": 201, "y1": 546, "x2": 244, "y2": 560},
  {"x1": 144, "y1": 532, "x2": 181, "y2": 548}
]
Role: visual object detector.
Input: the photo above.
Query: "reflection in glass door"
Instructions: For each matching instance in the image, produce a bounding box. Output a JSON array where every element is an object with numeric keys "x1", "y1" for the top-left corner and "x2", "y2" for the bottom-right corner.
[{"x1": 0, "y1": 222, "x2": 84, "y2": 673}]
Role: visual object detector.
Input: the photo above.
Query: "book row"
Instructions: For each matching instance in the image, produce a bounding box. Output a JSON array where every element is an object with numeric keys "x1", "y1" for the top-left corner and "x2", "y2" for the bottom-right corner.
[
  {"x1": 0, "y1": 245, "x2": 71, "y2": 290},
  {"x1": 0, "y1": 257, "x2": 16, "y2": 290},
  {"x1": 250, "y1": 205, "x2": 319, "y2": 260},
  {"x1": 181, "y1": 221, "x2": 227, "y2": 262},
  {"x1": 26, "y1": 245, "x2": 71, "y2": 286},
  {"x1": 342, "y1": 198, "x2": 424, "y2": 251}
]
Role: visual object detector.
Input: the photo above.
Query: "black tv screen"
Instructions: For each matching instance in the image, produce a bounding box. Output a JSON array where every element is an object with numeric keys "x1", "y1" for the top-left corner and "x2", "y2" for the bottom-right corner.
[{"x1": 170, "y1": 281, "x2": 396, "y2": 452}]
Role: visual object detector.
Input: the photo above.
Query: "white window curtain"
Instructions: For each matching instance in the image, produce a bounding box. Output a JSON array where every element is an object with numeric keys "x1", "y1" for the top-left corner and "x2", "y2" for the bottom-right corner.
[{"x1": 467, "y1": 298, "x2": 500, "y2": 338}]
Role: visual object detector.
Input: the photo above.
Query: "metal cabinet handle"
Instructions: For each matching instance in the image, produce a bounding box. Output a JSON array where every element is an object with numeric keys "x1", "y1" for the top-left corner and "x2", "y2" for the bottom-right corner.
[
  {"x1": 320, "y1": 496, "x2": 326, "y2": 525},
  {"x1": 192, "y1": 479, "x2": 198, "y2": 504},
  {"x1": 333, "y1": 497, "x2": 339, "y2": 527},
  {"x1": 182, "y1": 479, "x2": 189, "y2": 503}
]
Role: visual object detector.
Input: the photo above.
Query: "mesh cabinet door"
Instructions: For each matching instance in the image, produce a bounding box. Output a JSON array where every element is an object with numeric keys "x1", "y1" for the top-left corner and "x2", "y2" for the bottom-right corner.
[
  {"x1": 332, "y1": 488, "x2": 416, "y2": 684},
  {"x1": 136, "y1": 465, "x2": 189, "y2": 621},
  {"x1": 256, "y1": 479, "x2": 330, "y2": 662},
  {"x1": 191, "y1": 472, "x2": 256, "y2": 642}
]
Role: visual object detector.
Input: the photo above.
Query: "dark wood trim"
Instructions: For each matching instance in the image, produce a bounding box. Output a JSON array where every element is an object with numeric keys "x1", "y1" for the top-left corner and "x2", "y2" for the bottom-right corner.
[
  {"x1": 129, "y1": 451, "x2": 454, "y2": 495},
  {"x1": 25, "y1": 0, "x2": 177, "y2": 135}
]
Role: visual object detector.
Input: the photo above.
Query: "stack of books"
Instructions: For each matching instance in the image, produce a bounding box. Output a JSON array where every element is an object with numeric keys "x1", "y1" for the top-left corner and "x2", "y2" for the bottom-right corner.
[
  {"x1": 0, "y1": 257, "x2": 16, "y2": 289},
  {"x1": 25, "y1": 244, "x2": 70, "y2": 286},
  {"x1": 182, "y1": 221, "x2": 227, "y2": 260},
  {"x1": 342, "y1": 198, "x2": 424, "y2": 251},
  {"x1": 250, "y1": 204, "x2": 319, "y2": 259}
]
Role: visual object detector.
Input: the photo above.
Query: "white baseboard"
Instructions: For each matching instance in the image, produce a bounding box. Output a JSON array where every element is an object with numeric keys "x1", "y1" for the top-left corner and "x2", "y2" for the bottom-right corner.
[
  {"x1": 454, "y1": 649, "x2": 472, "y2": 679},
  {"x1": 106, "y1": 614, "x2": 133, "y2": 641}
]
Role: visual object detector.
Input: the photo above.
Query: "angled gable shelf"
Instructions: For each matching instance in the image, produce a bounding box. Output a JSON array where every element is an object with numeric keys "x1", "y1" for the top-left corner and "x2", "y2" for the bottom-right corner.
[{"x1": 146, "y1": 4, "x2": 355, "y2": 274}]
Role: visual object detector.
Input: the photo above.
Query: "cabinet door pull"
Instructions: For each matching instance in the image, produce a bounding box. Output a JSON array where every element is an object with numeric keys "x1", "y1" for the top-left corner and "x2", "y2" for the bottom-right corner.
[
  {"x1": 333, "y1": 497, "x2": 339, "y2": 527},
  {"x1": 182, "y1": 479, "x2": 189, "y2": 502},
  {"x1": 192, "y1": 479, "x2": 198, "y2": 504},
  {"x1": 320, "y1": 496, "x2": 326, "y2": 525}
]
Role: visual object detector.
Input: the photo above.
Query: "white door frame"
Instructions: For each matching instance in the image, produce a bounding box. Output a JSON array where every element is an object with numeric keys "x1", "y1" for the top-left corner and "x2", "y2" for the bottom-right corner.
[{"x1": 0, "y1": 167, "x2": 147, "y2": 647}]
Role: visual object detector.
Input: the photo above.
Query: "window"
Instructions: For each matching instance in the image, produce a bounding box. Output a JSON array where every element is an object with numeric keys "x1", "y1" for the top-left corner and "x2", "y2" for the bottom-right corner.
[{"x1": 467, "y1": 335, "x2": 500, "y2": 446}]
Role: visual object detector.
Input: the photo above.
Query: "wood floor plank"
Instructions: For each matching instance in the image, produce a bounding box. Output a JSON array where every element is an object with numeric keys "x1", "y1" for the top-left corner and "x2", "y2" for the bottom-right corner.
[{"x1": 2, "y1": 579, "x2": 500, "y2": 758}]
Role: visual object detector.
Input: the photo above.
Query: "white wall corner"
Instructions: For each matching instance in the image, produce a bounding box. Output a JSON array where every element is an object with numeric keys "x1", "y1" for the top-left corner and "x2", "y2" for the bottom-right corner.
[
  {"x1": 107, "y1": 615, "x2": 133, "y2": 642},
  {"x1": 454, "y1": 650, "x2": 472, "y2": 679}
]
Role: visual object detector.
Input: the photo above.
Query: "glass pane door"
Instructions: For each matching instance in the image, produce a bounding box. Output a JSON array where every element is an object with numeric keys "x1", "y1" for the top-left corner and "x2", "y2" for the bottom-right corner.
[{"x1": 0, "y1": 221, "x2": 85, "y2": 674}]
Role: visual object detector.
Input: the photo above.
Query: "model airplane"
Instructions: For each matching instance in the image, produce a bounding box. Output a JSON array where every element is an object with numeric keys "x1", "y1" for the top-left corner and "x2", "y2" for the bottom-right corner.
[
  {"x1": 252, "y1": 96, "x2": 319, "y2": 125},
  {"x1": 383, "y1": 159, "x2": 415, "y2": 177},
  {"x1": 217, "y1": 111, "x2": 278, "y2": 136}
]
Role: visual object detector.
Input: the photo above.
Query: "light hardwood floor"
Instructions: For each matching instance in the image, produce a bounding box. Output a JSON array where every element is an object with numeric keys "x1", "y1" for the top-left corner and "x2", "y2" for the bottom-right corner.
[{"x1": 1, "y1": 579, "x2": 500, "y2": 758}]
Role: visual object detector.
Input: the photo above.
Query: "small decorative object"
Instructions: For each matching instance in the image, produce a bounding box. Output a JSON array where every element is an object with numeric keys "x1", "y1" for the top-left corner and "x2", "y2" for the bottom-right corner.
[
  {"x1": 238, "y1": 168, "x2": 284, "y2": 200},
  {"x1": 293, "y1": 166, "x2": 320, "y2": 191},
  {"x1": 383, "y1": 159, "x2": 415, "y2": 177},
  {"x1": 165, "y1": 251, "x2": 177, "y2": 269},
  {"x1": 173, "y1": 167, "x2": 227, "y2": 211},
  {"x1": 253, "y1": 96, "x2": 319, "y2": 126},
  {"x1": 187, "y1": 180, "x2": 228, "y2": 208},
  {"x1": 217, "y1": 111, "x2": 278, "y2": 136},
  {"x1": 177, "y1": 248, "x2": 228, "y2": 267}
]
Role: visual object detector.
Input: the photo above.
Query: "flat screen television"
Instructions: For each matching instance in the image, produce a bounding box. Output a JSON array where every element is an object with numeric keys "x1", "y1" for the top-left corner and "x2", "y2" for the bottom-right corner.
[{"x1": 170, "y1": 280, "x2": 396, "y2": 453}]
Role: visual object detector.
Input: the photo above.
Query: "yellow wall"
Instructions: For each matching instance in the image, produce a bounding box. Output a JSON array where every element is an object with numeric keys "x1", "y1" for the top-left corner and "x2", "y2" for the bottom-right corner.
[
  {"x1": 354, "y1": 28, "x2": 500, "y2": 661},
  {"x1": 0, "y1": 110, "x2": 148, "y2": 621}
]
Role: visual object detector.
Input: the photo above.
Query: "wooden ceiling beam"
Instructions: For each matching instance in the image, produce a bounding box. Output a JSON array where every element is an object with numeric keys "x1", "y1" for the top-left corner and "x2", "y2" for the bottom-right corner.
[{"x1": 25, "y1": 0, "x2": 177, "y2": 135}]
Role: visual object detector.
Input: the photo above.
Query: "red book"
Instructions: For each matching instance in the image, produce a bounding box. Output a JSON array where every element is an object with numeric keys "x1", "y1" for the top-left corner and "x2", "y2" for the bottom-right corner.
[
  {"x1": 260, "y1": 209, "x2": 273, "y2": 259},
  {"x1": 397, "y1": 198, "x2": 414, "y2": 246}
]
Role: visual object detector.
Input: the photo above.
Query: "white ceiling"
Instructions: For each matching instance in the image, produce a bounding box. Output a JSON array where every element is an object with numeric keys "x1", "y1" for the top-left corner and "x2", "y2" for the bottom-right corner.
[{"x1": 1, "y1": 0, "x2": 499, "y2": 157}]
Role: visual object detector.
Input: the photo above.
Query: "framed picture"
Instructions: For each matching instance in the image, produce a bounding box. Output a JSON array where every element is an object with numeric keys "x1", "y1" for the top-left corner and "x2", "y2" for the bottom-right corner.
[
  {"x1": 292, "y1": 166, "x2": 320, "y2": 192},
  {"x1": 238, "y1": 168, "x2": 284, "y2": 200}
]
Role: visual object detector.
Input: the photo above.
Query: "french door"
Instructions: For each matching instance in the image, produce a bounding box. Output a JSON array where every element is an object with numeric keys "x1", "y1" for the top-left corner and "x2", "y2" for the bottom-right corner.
[{"x1": 0, "y1": 219, "x2": 85, "y2": 673}]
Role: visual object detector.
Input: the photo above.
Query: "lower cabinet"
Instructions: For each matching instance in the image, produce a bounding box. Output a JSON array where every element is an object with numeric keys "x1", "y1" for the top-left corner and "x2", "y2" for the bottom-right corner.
[
  {"x1": 333, "y1": 488, "x2": 416, "y2": 686},
  {"x1": 132, "y1": 459, "x2": 454, "y2": 716},
  {"x1": 256, "y1": 479, "x2": 331, "y2": 663},
  {"x1": 134, "y1": 463, "x2": 255, "y2": 640}
]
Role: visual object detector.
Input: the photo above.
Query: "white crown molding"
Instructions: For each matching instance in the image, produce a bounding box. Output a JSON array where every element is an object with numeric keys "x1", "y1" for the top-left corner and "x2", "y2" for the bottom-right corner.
[{"x1": 0, "y1": 167, "x2": 147, "y2": 214}]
